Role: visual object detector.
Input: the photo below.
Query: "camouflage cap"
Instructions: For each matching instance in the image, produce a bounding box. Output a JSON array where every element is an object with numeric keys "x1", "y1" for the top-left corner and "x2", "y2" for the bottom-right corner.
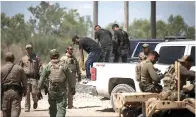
[
  {"x1": 178, "y1": 55, "x2": 194, "y2": 63},
  {"x1": 5, "y1": 52, "x2": 15, "y2": 61},
  {"x1": 49, "y1": 49, "x2": 59, "y2": 58},
  {"x1": 142, "y1": 43, "x2": 149, "y2": 48},
  {"x1": 26, "y1": 44, "x2": 33, "y2": 49}
]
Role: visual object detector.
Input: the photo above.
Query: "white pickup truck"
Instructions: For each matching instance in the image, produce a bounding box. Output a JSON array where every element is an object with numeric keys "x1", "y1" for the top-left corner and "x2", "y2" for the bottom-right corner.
[{"x1": 89, "y1": 41, "x2": 195, "y2": 110}]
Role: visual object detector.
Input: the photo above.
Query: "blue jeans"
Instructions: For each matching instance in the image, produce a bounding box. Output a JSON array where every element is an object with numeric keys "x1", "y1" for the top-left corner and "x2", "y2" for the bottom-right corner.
[{"x1": 85, "y1": 50, "x2": 101, "y2": 79}]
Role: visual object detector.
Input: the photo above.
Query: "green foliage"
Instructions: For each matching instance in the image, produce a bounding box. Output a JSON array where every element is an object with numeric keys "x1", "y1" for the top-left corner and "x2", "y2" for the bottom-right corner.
[
  {"x1": 105, "y1": 15, "x2": 195, "y2": 39},
  {"x1": 1, "y1": 1, "x2": 92, "y2": 62},
  {"x1": 1, "y1": 1, "x2": 195, "y2": 63}
]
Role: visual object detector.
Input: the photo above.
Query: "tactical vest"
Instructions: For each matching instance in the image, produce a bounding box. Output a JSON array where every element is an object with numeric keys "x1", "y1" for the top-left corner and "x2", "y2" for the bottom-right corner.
[
  {"x1": 48, "y1": 60, "x2": 67, "y2": 98},
  {"x1": 160, "y1": 64, "x2": 178, "y2": 101},
  {"x1": 62, "y1": 55, "x2": 77, "y2": 73},
  {"x1": 48, "y1": 61, "x2": 66, "y2": 84},
  {"x1": 136, "y1": 60, "x2": 147, "y2": 82},
  {"x1": 120, "y1": 30, "x2": 129, "y2": 48}
]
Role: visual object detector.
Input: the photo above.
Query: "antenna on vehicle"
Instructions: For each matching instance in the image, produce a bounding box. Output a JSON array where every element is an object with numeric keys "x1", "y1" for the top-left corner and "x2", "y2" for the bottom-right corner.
[{"x1": 164, "y1": 36, "x2": 186, "y2": 40}]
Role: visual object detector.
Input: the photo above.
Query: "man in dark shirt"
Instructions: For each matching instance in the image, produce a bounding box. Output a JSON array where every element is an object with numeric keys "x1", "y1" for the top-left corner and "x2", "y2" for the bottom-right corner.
[
  {"x1": 72, "y1": 36, "x2": 101, "y2": 82},
  {"x1": 112, "y1": 24, "x2": 130, "y2": 63},
  {"x1": 94, "y1": 25, "x2": 113, "y2": 62}
]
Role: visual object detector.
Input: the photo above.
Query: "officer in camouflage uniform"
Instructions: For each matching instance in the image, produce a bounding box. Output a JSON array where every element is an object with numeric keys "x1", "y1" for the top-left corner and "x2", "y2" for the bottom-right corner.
[
  {"x1": 94, "y1": 25, "x2": 113, "y2": 62},
  {"x1": 19, "y1": 44, "x2": 41, "y2": 112},
  {"x1": 112, "y1": 24, "x2": 130, "y2": 63},
  {"x1": 160, "y1": 55, "x2": 195, "y2": 100},
  {"x1": 1, "y1": 52, "x2": 27, "y2": 117},
  {"x1": 60, "y1": 45, "x2": 81, "y2": 109},
  {"x1": 138, "y1": 43, "x2": 150, "y2": 62},
  {"x1": 38, "y1": 49, "x2": 75, "y2": 117},
  {"x1": 140, "y1": 51, "x2": 163, "y2": 93}
]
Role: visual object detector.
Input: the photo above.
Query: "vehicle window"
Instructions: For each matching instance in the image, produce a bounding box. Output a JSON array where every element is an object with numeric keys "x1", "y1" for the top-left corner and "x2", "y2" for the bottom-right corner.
[
  {"x1": 158, "y1": 46, "x2": 185, "y2": 64},
  {"x1": 133, "y1": 43, "x2": 158, "y2": 57},
  {"x1": 190, "y1": 46, "x2": 195, "y2": 66}
]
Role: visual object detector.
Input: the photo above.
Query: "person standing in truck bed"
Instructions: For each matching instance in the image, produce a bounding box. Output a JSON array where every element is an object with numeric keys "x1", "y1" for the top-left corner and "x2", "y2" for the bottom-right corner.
[
  {"x1": 94, "y1": 25, "x2": 113, "y2": 62},
  {"x1": 112, "y1": 24, "x2": 130, "y2": 63},
  {"x1": 72, "y1": 36, "x2": 101, "y2": 83}
]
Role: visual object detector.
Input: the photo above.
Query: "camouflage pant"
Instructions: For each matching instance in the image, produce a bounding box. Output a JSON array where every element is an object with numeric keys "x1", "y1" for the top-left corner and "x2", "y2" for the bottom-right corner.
[
  {"x1": 113, "y1": 48, "x2": 128, "y2": 63},
  {"x1": 25, "y1": 78, "x2": 39, "y2": 110},
  {"x1": 2, "y1": 89, "x2": 22, "y2": 117},
  {"x1": 139, "y1": 82, "x2": 163, "y2": 93},
  {"x1": 98, "y1": 45, "x2": 112, "y2": 62},
  {"x1": 48, "y1": 92, "x2": 67, "y2": 117}
]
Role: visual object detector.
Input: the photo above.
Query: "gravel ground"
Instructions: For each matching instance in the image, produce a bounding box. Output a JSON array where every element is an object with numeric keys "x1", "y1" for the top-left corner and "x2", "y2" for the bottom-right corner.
[{"x1": 18, "y1": 83, "x2": 118, "y2": 117}]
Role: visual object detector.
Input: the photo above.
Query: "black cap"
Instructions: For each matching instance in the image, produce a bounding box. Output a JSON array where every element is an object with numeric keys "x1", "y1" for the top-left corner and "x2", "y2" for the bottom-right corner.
[{"x1": 112, "y1": 24, "x2": 119, "y2": 29}]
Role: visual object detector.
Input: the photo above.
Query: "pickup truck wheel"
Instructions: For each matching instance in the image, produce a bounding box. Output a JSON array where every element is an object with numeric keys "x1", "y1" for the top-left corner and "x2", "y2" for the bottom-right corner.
[{"x1": 110, "y1": 84, "x2": 135, "y2": 112}]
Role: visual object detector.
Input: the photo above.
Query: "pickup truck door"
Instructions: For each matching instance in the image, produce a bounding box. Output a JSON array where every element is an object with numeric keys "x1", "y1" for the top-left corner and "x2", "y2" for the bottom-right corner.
[
  {"x1": 130, "y1": 42, "x2": 160, "y2": 63},
  {"x1": 154, "y1": 44, "x2": 188, "y2": 73},
  {"x1": 187, "y1": 44, "x2": 196, "y2": 71}
]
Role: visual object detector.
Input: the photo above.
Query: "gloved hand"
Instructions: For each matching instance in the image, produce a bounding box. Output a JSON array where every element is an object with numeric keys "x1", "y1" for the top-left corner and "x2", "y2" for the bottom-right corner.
[
  {"x1": 78, "y1": 74, "x2": 82, "y2": 82},
  {"x1": 82, "y1": 66, "x2": 85, "y2": 71},
  {"x1": 23, "y1": 90, "x2": 27, "y2": 97},
  {"x1": 71, "y1": 88, "x2": 76, "y2": 95},
  {"x1": 43, "y1": 84, "x2": 48, "y2": 95},
  {"x1": 37, "y1": 90, "x2": 43, "y2": 100}
]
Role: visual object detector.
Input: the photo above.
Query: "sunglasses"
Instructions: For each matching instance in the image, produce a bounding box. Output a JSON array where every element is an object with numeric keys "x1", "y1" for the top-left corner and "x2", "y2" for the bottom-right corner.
[{"x1": 68, "y1": 48, "x2": 74, "y2": 50}]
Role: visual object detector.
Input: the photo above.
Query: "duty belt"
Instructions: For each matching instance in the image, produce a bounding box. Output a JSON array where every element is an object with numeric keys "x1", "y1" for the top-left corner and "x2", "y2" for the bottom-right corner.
[
  {"x1": 26, "y1": 74, "x2": 39, "y2": 79},
  {"x1": 2, "y1": 84, "x2": 22, "y2": 92}
]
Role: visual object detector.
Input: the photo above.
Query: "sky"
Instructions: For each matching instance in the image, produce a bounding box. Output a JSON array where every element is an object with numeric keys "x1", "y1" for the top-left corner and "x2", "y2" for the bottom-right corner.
[{"x1": 1, "y1": 1, "x2": 195, "y2": 27}]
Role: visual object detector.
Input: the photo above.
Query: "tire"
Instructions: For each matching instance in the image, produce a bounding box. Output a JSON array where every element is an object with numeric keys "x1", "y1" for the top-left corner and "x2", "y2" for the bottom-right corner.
[{"x1": 110, "y1": 84, "x2": 135, "y2": 112}]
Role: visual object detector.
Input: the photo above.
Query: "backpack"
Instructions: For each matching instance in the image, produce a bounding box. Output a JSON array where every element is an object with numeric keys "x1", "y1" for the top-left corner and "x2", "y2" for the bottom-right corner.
[
  {"x1": 135, "y1": 60, "x2": 147, "y2": 82},
  {"x1": 159, "y1": 64, "x2": 178, "y2": 101}
]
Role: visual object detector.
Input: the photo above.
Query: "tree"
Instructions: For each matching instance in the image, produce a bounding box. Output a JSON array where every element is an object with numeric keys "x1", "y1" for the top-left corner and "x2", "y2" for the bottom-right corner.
[
  {"x1": 128, "y1": 19, "x2": 150, "y2": 39},
  {"x1": 1, "y1": 1, "x2": 92, "y2": 62},
  {"x1": 168, "y1": 15, "x2": 186, "y2": 36},
  {"x1": 186, "y1": 26, "x2": 195, "y2": 39},
  {"x1": 156, "y1": 20, "x2": 168, "y2": 38},
  {"x1": 1, "y1": 13, "x2": 31, "y2": 50}
]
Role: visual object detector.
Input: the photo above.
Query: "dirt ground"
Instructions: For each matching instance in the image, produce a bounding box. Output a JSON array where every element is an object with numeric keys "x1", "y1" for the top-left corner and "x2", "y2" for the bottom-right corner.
[{"x1": 19, "y1": 93, "x2": 118, "y2": 117}]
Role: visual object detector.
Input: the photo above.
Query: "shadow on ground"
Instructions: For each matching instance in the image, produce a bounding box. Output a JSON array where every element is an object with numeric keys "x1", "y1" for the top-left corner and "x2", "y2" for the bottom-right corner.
[
  {"x1": 34, "y1": 109, "x2": 49, "y2": 111},
  {"x1": 96, "y1": 108, "x2": 114, "y2": 112},
  {"x1": 100, "y1": 97, "x2": 110, "y2": 101},
  {"x1": 77, "y1": 106, "x2": 101, "y2": 109}
]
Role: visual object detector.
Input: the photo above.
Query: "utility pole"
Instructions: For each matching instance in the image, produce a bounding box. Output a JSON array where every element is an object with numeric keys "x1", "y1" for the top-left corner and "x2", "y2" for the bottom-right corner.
[
  {"x1": 93, "y1": 1, "x2": 98, "y2": 39},
  {"x1": 124, "y1": 1, "x2": 129, "y2": 32},
  {"x1": 151, "y1": 1, "x2": 156, "y2": 39}
]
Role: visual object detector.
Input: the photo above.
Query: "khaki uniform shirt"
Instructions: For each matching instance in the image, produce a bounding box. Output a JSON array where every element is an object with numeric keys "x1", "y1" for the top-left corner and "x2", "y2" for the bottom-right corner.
[
  {"x1": 141, "y1": 59, "x2": 160, "y2": 85},
  {"x1": 1, "y1": 62, "x2": 27, "y2": 91},
  {"x1": 19, "y1": 53, "x2": 41, "y2": 79}
]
